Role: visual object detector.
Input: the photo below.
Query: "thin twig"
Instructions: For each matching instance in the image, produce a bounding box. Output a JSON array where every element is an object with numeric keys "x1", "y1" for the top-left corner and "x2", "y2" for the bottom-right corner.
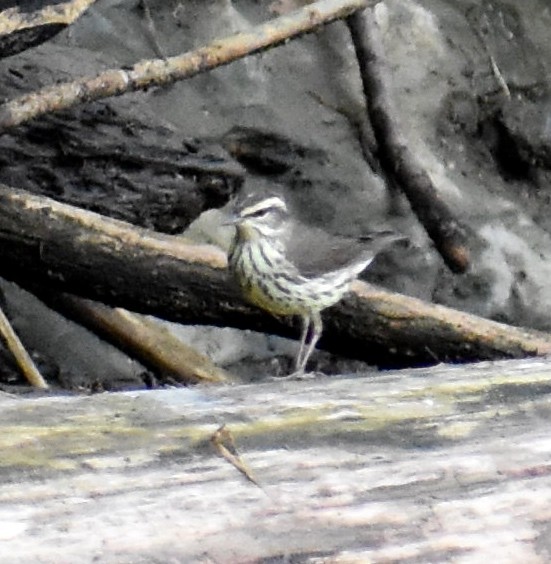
[
  {"x1": 0, "y1": 304, "x2": 48, "y2": 389},
  {"x1": 489, "y1": 54, "x2": 511, "y2": 99},
  {"x1": 137, "y1": 0, "x2": 167, "y2": 60},
  {"x1": 211, "y1": 424, "x2": 260, "y2": 486},
  {"x1": 0, "y1": 0, "x2": 379, "y2": 131}
]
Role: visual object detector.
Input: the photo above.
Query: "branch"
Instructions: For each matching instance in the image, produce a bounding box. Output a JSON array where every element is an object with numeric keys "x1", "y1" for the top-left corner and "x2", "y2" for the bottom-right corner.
[
  {"x1": 0, "y1": 183, "x2": 549, "y2": 366},
  {"x1": 346, "y1": 9, "x2": 474, "y2": 273},
  {"x1": 33, "y1": 295, "x2": 235, "y2": 385},
  {"x1": 0, "y1": 304, "x2": 47, "y2": 388},
  {"x1": 0, "y1": 0, "x2": 378, "y2": 130}
]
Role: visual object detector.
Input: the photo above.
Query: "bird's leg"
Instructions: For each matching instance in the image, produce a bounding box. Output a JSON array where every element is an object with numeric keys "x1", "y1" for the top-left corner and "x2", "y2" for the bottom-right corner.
[
  {"x1": 297, "y1": 311, "x2": 322, "y2": 373},
  {"x1": 294, "y1": 314, "x2": 311, "y2": 373}
]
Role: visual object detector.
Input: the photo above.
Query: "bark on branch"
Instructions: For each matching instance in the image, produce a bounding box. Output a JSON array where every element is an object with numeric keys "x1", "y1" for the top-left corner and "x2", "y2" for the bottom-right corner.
[
  {"x1": 0, "y1": 0, "x2": 379, "y2": 130},
  {"x1": 0, "y1": 184, "x2": 549, "y2": 366},
  {"x1": 347, "y1": 9, "x2": 474, "y2": 273}
]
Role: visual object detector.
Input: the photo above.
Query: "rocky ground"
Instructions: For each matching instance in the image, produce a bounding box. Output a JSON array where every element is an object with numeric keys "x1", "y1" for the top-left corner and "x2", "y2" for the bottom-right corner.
[{"x1": 1, "y1": 0, "x2": 551, "y2": 387}]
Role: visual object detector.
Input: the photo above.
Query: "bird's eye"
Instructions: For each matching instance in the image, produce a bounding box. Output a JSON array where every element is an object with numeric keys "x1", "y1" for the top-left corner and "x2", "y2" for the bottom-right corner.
[{"x1": 247, "y1": 209, "x2": 269, "y2": 218}]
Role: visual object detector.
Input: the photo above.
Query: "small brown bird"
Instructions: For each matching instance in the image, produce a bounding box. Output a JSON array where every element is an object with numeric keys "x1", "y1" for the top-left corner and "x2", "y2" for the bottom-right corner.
[{"x1": 227, "y1": 193, "x2": 403, "y2": 375}]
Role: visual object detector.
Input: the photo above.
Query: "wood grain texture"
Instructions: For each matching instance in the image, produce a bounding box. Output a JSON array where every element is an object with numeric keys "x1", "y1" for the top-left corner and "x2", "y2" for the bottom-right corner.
[{"x1": 2, "y1": 358, "x2": 551, "y2": 562}]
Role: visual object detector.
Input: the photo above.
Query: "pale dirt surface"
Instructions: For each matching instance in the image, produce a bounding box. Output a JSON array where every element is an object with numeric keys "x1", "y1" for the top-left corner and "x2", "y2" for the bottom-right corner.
[{"x1": 1, "y1": 0, "x2": 551, "y2": 384}]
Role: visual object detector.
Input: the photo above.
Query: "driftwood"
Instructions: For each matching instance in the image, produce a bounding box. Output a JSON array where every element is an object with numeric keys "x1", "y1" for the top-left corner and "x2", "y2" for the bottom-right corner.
[
  {"x1": 347, "y1": 9, "x2": 474, "y2": 273},
  {"x1": 0, "y1": 0, "x2": 378, "y2": 130},
  {"x1": 36, "y1": 295, "x2": 235, "y2": 385},
  {"x1": 0, "y1": 303, "x2": 46, "y2": 388},
  {"x1": 0, "y1": 184, "x2": 550, "y2": 368},
  {"x1": 1, "y1": 357, "x2": 551, "y2": 561}
]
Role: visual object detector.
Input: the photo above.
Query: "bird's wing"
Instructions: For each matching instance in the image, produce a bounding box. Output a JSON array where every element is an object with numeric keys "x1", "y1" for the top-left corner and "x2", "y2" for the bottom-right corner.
[{"x1": 284, "y1": 223, "x2": 405, "y2": 278}]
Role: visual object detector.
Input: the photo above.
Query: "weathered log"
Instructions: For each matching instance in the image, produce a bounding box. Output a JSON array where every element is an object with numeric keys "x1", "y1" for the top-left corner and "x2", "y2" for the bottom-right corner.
[
  {"x1": 0, "y1": 184, "x2": 550, "y2": 366},
  {"x1": 1, "y1": 358, "x2": 551, "y2": 561}
]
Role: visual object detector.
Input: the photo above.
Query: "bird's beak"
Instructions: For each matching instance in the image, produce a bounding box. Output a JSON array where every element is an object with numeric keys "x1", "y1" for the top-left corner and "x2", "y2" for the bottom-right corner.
[{"x1": 222, "y1": 213, "x2": 239, "y2": 227}]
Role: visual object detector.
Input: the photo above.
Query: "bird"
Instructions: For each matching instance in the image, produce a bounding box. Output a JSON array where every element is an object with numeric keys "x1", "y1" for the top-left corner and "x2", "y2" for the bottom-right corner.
[{"x1": 226, "y1": 193, "x2": 403, "y2": 375}]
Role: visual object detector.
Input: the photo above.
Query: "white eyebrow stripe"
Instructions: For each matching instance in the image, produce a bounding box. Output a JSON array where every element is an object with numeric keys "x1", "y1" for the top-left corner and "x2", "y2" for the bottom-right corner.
[{"x1": 241, "y1": 197, "x2": 287, "y2": 217}]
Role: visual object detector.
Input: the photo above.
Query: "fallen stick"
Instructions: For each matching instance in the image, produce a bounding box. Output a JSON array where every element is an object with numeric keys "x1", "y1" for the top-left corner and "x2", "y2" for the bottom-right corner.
[
  {"x1": 0, "y1": 303, "x2": 48, "y2": 388},
  {"x1": 0, "y1": 183, "x2": 549, "y2": 366},
  {"x1": 0, "y1": 0, "x2": 378, "y2": 130},
  {"x1": 33, "y1": 295, "x2": 236, "y2": 385},
  {"x1": 346, "y1": 9, "x2": 473, "y2": 273}
]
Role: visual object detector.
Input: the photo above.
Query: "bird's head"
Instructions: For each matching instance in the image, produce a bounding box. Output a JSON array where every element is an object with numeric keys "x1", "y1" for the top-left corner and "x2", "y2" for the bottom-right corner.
[{"x1": 226, "y1": 194, "x2": 289, "y2": 241}]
